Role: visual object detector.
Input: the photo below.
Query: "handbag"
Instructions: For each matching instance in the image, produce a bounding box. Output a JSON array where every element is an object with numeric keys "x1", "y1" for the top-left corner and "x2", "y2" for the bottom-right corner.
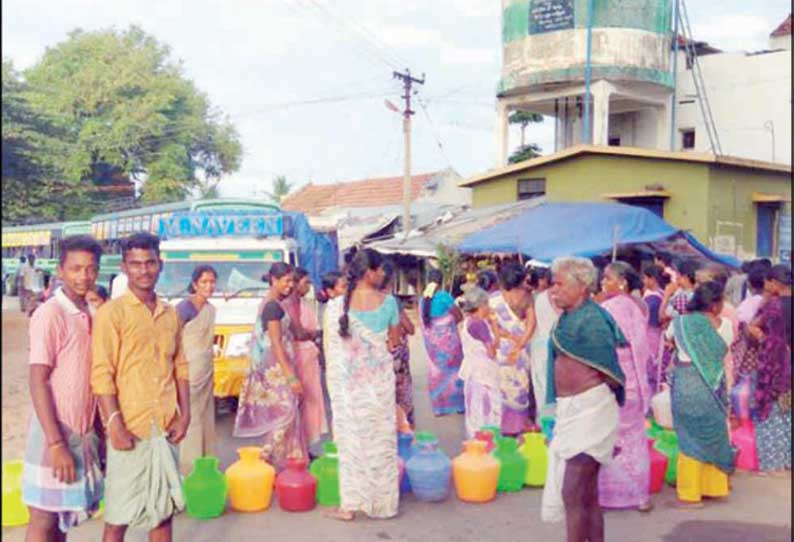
[
  {"x1": 651, "y1": 385, "x2": 673, "y2": 429},
  {"x1": 651, "y1": 337, "x2": 674, "y2": 429}
]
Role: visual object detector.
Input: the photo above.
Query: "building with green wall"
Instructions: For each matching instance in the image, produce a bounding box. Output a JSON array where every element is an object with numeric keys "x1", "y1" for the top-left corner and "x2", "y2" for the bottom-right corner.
[{"x1": 460, "y1": 145, "x2": 792, "y2": 261}]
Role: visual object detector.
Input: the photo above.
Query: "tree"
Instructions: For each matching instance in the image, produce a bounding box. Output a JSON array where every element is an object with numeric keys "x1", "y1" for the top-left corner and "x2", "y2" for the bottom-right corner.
[
  {"x1": 2, "y1": 59, "x2": 76, "y2": 223},
  {"x1": 21, "y1": 25, "x2": 242, "y2": 207},
  {"x1": 508, "y1": 143, "x2": 543, "y2": 164},
  {"x1": 508, "y1": 110, "x2": 543, "y2": 147},
  {"x1": 264, "y1": 175, "x2": 294, "y2": 204}
]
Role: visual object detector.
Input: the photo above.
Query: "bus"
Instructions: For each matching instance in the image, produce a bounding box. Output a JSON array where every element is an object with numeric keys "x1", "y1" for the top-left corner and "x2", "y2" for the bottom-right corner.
[
  {"x1": 2, "y1": 221, "x2": 91, "y2": 295},
  {"x1": 3, "y1": 199, "x2": 338, "y2": 401}
]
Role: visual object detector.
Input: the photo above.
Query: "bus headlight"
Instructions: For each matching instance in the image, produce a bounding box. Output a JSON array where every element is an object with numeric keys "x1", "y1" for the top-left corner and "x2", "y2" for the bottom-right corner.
[{"x1": 224, "y1": 333, "x2": 251, "y2": 358}]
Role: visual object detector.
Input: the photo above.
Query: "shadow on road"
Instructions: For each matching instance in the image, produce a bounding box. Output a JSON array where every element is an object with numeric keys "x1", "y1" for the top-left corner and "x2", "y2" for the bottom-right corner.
[{"x1": 660, "y1": 520, "x2": 792, "y2": 542}]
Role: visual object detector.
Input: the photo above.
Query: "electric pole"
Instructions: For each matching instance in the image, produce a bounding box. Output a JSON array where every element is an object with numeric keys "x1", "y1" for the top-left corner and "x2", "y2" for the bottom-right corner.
[{"x1": 393, "y1": 69, "x2": 425, "y2": 234}]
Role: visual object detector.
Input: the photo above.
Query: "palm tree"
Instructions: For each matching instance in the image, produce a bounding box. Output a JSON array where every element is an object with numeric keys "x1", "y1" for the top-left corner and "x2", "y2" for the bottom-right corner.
[{"x1": 263, "y1": 175, "x2": 293, "y2": 204}]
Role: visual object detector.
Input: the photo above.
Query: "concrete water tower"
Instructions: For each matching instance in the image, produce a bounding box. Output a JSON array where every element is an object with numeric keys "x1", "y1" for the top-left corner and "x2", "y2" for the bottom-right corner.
[{"x1": 497, "y1": 0, "x2": 676, "y2": 164}]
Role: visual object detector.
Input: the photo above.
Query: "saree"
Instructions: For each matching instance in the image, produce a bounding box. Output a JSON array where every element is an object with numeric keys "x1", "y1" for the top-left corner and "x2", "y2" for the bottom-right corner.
[
  {"x1": 233, "y1": 301, "x2": 306, "y2": 470},
  {"x1": 643, "y1": 290, "x2": 664, "y2": 393},
  {"x1": 324, "y1": 297, "x2": 400, "y2": 518},
  {"x1": 179, "y1": 303, "x2": 217, "y2": 473},
  {"x1": 459, "y1": 318, "x2": 502, "y2": 439},
  {"x1": 598, "y1": 294, "x2": 652, "y2": 509},
  {"x1": 420, "y1": 296, "x2": 465, "y2": 416},
  {"x1": 529, "y1": 290, "x2": 560, "y2": 418},
  {"x1": 734, "y1": 297, "x2": 792, "y2": 471},
  {"x1": 490, "y1": 292, "x2": 533, "y2": 434},
  {"x1": 671, "y1": 314, "x2": 736, "y2": 474},
  {"x1": 393, "y1": 337, "x2": 414, "y2": 426},
  {"x1": 295, "y1": 298, "x2": 328, "y2": 450}
]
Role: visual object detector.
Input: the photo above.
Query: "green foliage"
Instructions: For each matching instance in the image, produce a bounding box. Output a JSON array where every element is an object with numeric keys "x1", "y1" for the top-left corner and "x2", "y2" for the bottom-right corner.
[
  {"x1": 2, "y1": 25, "x2": 242, "y2": 222},
  {"x1": 508, "y1": 110, "x2": 543, "y2": 126},
  {"x1": 508, "y1": 110, "x2": 543, "y2": 147},
  {"x1": 508, "y1": 143, "x2": 543, "y2": 164},
  {"x1": 434, "y1": 244, "x2": 460, "y2": 292},
  {"x1": 264, "y1": 175, "x2": 294, "y2": 204},
  {"x1": 2, "y1": 59, "x2": 78, "y2": 223}
]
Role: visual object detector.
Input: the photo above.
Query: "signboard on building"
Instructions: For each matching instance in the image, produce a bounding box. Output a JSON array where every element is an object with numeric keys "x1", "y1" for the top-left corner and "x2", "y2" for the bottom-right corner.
[
  {"x1": 1, "y1": 230, "x2": 51, "y2": 248},
  {"x1": 779, "y1": 211, "x2": 791, "y2": 263},
  {"x1": 529, "y1": 0, "x2": 575, "y2": 34},
  {"x1": 712, "y1": 235, "x2": 736, "y2": 256}
]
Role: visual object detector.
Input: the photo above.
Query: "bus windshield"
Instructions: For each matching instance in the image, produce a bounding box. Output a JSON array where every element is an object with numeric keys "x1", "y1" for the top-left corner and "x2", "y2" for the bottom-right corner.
[{"x1": 157, "y1": 260, "x2": 272, "y2": 298}]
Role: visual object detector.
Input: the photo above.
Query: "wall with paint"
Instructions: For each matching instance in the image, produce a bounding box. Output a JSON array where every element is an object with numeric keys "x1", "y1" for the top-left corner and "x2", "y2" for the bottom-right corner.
[
  {"x1": 467, "y1": 151, "x2": 791, "y2": 257},
  {"x1": 672, "y1": 48, "x2": 791, "y2": 165},
  {"x1": 500, "y1": 0, "x2": 674, "y2": 95}
]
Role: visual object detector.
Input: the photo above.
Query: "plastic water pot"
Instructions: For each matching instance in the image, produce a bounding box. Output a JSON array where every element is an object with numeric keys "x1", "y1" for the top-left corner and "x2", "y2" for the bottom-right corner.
[
  {"x1": 474, "y1": 430, "x2": 495, "y2": 453},
  {"x1": 453, "y1": 440, "x2": 500, "y2": 503},
  {"x1": 406, "y1": 439, "x2": 451, "y2": 502},
  {"x1": 492, "y1": 437, "x2": 527, "y2": 493},
  {"x1": 2, "y1": 460, "x2": 29, "y2": 527},
  {"x1": 275, "y1": 457, "x2": 317, "y2": 512},
  {"x1": 225, "y1": 447, "x2": 275, "y2": 512},
  {"x1": 183, "y1": 456, "x2": 227, "y2": 519},
  {"x1": 519, "y1": 432, "x2": 548, "y2": 487},
  {"x1": 652, "y1": 431, "x2": 679, "y2": 486},
  {"x1": 309, "y1": 441, "x2": 340, "y2": 506},
  {"x1": 648, "y1": 439, "x2": 668, "y2": 494},
  {"x1": 398, "y1": 432, "x2": 414, "y2": 493},
  {"x1": 731, "y1": 418, "x2": 759, "y2": 471}
]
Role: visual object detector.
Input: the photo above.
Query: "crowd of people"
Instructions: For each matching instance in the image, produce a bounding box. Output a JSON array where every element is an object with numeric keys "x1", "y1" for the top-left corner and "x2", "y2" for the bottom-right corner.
[{"x1": 17, "y1": 229, "x2": 792, "y2": 542}]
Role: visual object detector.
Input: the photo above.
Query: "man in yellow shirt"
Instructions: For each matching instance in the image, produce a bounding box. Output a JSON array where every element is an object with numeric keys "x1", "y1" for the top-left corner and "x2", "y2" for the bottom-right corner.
[{"x1": 91, "y1": 232, "x2": 190, "y2": 542}]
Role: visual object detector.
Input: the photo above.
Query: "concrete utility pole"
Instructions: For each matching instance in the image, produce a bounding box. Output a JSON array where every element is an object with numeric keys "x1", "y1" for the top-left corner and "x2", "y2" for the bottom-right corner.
[{"x1": 393, "y1": 69, "x2": 425, "y2": 234}]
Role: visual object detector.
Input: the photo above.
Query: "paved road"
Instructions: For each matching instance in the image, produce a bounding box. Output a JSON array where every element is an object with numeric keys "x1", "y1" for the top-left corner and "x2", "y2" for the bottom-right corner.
[{"x1": 2, "y1": 298, "x2": 791, "y2": 541}]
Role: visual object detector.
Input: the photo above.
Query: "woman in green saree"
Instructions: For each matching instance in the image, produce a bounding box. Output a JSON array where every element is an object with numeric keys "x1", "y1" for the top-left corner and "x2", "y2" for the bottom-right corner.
[{"x1": 666, "y1": 281, "x2": 736, "y2": 508}]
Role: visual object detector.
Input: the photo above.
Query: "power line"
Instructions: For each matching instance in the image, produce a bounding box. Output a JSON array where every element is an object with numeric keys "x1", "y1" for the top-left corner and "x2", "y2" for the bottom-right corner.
[
  {"x1": 294, "y1": 0, "x2": 412, "y2": 71},
  {"x1": 288, "y1": 0, "x2": 401, "y2": 71},
  {"x1": 416, "y1": 96, "x2": 452, "y2": 168}
]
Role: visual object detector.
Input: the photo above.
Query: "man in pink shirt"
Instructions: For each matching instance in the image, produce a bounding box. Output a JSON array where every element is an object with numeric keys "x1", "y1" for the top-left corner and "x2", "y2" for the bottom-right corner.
[{"x1": 22, "y1": 236, "x2": 104, "y2": 542}]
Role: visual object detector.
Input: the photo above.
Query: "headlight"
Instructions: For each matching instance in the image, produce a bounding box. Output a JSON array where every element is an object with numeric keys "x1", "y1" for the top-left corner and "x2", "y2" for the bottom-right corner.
[{"x1": 224, "y1": 332, "x2": 251, "y2": 358}]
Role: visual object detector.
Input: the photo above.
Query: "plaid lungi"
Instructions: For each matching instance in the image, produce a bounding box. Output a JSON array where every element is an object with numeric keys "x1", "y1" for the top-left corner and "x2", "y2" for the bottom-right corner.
[{"x1": 22, "y1": 415, "x2": 103, "y2": 533}]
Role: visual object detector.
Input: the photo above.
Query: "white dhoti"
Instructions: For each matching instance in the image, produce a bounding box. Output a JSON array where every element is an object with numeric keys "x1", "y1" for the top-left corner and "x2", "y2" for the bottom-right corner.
[{"x1": 541, "y1": 384, "x2": 619, "y2": 523}]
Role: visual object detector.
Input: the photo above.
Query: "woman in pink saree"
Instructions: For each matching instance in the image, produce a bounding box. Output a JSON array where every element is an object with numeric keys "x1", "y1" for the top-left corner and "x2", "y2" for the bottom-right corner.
[
  {"x1": 598, "y1": 262, "x2": 653, "y2": 512},
  {"x1": 291, "y1": 268, "x2": 328, "y2": 453},
  {"x1": 642, "y1": 265, "x2": 668, "y2": 394}
]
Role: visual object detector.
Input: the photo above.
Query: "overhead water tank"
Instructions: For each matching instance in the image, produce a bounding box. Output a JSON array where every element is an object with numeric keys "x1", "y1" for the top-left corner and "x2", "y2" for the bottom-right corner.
[{"x1": 500, "y1": 0, "x2": 674, "y2": 96}]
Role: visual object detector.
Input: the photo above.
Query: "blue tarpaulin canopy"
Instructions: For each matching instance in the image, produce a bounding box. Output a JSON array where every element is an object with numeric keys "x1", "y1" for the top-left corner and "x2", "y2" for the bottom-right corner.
[{"x1": 458, "y1": 201, "x2": 739, "y2": 267}]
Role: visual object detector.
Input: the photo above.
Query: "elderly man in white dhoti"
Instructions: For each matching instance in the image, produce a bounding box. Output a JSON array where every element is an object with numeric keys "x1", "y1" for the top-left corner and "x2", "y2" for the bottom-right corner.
[{"x1": 541, "y1": 257, "x2": 626, "y2": 542}]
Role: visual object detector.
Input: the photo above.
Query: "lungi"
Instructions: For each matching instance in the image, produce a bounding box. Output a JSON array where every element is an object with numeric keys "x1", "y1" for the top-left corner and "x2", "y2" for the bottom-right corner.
[
  {"x1": 22, "y1": 415, "x2": 103, "y2": 533},
  {"x1": 104, "y1": 426, "x2": 184, "y2": 530}
]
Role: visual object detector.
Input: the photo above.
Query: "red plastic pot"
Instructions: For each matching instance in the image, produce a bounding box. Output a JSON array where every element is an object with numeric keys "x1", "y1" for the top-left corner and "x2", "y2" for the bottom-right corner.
[
  {"x1": 474, "y1": 430, "x2": 495, "y2": 453},
  {"x1": 275, "y1": 457, "x2": 317, "y2": 512},
  {"x1": 648, "y1": 439, "x2": 667, "y2": 494}
]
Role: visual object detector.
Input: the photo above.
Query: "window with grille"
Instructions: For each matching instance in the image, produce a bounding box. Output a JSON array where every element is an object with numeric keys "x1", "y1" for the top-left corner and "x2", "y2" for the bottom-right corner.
[
  {"x1": 681, "y1": 129, "x2": 696, "y2": 150},
  {"x1": 517, "y1": 178, "x2": 546, "y2": 200}
]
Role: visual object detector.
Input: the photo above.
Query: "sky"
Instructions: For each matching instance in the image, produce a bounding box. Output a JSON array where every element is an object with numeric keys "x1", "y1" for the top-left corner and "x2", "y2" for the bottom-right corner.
[{"x1": 2, "y1": 0, "x2": 790, "y2": 198}]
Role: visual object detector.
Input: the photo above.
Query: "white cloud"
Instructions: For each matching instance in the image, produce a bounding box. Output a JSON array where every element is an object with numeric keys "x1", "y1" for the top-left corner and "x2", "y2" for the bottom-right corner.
[
  {"x1": 692, "y1": 14, "x2": 774, "y2": 52},
  {"x1": 372, "y1": 24, "x2": 441, "y2": 49},
  {"x1": 440, "y1": 45, "x2": 497, "y2": 65},
  {"x1": 447, "y1": 0, "x2": 500, "y2": 18}
]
